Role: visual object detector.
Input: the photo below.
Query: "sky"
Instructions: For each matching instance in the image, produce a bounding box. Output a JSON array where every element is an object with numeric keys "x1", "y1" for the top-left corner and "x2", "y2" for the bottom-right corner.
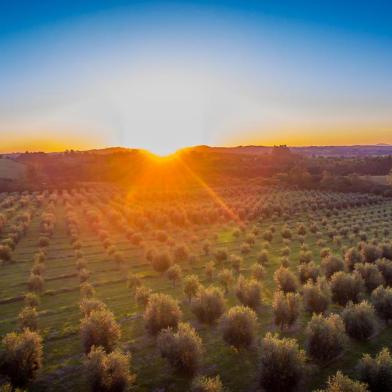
[{"x1": 1, "y1": 0, "x2": 391, "y2": 155}]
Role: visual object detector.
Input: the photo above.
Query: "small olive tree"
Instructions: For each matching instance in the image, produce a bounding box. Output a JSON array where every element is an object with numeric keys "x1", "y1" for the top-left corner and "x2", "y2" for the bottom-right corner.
[
  {"x1": 303, "y1": 278, "x2": 331, "y2": 314},
  {"x1": 342, "y1": 301, "x2": 376, "y2": 340},
  {"x1": 272, "y1": 291, "x2": 301, "y2": 330},
  {"x1": 2, "y1": 328, "x2": 43, "y2": 387},
  {"x1": 191, "y1": 286, "x2": 225, "y2": 325},
  {"x1": 157, "y1": 322, "x2": 203, "y2": 376},
  {"x1": 85, "y1": 346, "x2": 135, "y2": 392},
  {"x1": 330, "y1": 271, "x2": 365, "y2": 306},
  {"x1": 221, "y1": 305, "x2": 257, "y2": 350},
  {"x1": 317, "y1": 371, "x2": 368, "y2": 392},
  {"x1": 371, "y1": 285, "x2": 392, "y2": 322},
  {"x1": 144, "y1": 293, "x2": 182, "y2": 335},
  {"x1": 305, "y1": 314, "x2": 347, "y2": 362},
  {"x1": 80, "y1": 309, "x2": 121, "y2": 353},
  {"x1": 183, "y1": 275, "x2": 200, "y2": 302},
  {"x1": 259, "y1": 333, "x2": 307, "y2": 392},
  {"x1": 274, "y1": 266, "x2": 298, "y2": 293},
  {"x1": 357, "y1": 348, "x2": 392, "y2": 392}
]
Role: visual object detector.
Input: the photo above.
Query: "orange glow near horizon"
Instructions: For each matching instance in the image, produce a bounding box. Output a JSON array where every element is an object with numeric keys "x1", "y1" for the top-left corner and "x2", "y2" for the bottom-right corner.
[
  {"x1": 223, "y1": 123, "x2": 392, "y2": 148},
  {"x1": 1, "y1": 122, "x2": 392, "y2": 155}
]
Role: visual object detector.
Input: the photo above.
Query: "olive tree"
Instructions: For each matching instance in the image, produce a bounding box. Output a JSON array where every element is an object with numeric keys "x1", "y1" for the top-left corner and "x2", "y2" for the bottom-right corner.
[
  {"x1": 2, "y1": 329, "x2": 43, "y2": 387},
  {"x1": 272, "y1": 291, "x2": 301, "y2": 330},
  {"x1": 259, "y1": 333, "x2": 307, "y2": 392},
  {"x1": 221, "y1": 305, "x2": 257, "y2": 350},
  {"x1": 342, "y1": 301, "x2": 376, "y2": 340},
  {"x1": 305, "y1": 314, "x2": 347, "y2": 362},
  {"x1": 85, "y1": 346, "x2": 135, "y2": 392},
  {"x1": 302, "y1": 278, "x2": 331, "y2": 314},
  {"x1": 192, "y1": 286, "x2": 225, "y2": 325},
  {"x1": 357, "y1": 348, "x2": 392, "y2": 392},
  {"x1": 235, "y1": 276, "x2": 262, "y2": 309},
  {"x1": 80, "y1": 309, "x2": 121, "y2": 353},
  {"x1": 144, "y1": 293, "x2": 182, "y2": 335},
  {"x1": 157, "y1": 322, "x2": 203, "y2": 376}
]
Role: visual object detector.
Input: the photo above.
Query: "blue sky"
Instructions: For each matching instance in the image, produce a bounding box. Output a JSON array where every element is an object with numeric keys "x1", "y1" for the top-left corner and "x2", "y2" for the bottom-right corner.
[{"x1": 1, "y1": 0, "x2": 391, "y2": 154}]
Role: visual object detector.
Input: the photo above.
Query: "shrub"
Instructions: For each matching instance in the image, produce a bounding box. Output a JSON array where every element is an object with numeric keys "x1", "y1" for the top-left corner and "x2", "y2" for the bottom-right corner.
[
  {"x1": 361, "y1": 244, "x2": 382, "y2": 263},
  {"x1": 274, "y1": 266, "x2": 298, "y2": 293},
  {"x1": 192, "y1": 286, "x2": 225, "y2": 325},
  {"x1": 305, "y1": 314, "x2": 347, "y2": 362},
  {"x1": 80, "y1": 309, "x2": 121, "y2": 353},
  {"x1": 259, "y1": 333, "x2": 307, "y2": 392},
  {"x1": 355, "y1": 263, "x2": 384, "y2": 293},
  {"x1": 371, "y1": 285, "x2": 392, "y2": 322},
  {"x1": 344, "y1": 247, "x2": 363, "y2": 271},
  {"x1": 24, "y1": 292, "x2": 40, "y2": 308},
  {"x1": 321, "y1": 255, "x2": 344, "y2": 279},
  {"x1": 272, "y1": 291, "x2": 301, "y2": 330},
  {"x1": 330, "y1": 271, "x2": 365, "y2": 306},
  {"x1": 303, "y1": 278, "x2": 331, "y2": 314},
  {"x1": 31, "y1": 262, "x2": 45, "y2": 276},
  {"x1": 144, "y1": 293, "x2": 182, "y2": 335},
  {"x1": 235, "y1": 276, "x2": 262, "y2": 309},
  {"x1": 151, "y1": 251, "x2": 171, "y2": 274},
  {"x1": 2, "y1": 329, "x2": 43, "y2": 387},
  {"x1": 173, "y1": 244, "x2": 190, "y2": 263},
  {"x1": 240, "y1": 243, "x2": 251, "y2": 254},
  {"x1": 28, "y1": 273, "x2": 44, "y2": 293},
  {"x1": 218, "y1": 269, "x2": 234, "y2": 293},
  {"x1": 166, "y1": 264, "x2": 182, "y2": 287},
  {"x1": 257, "y1": 250, "x2": 269, "y2": 265},
  {"x1": 183, "y1": 275, "x2": 200, "y2": 302},
  {"x1": 281, "y1": 227, "x2": 292, "y2": 240},
  {"x1": 342, "y1": 301, "x2": 376, "y2": 340},
  {"x1": 298, "y1": 261, "x2": 319, "y2": 284},
  {"x1": 17, "y1": 307, "x2": 38, "y2": 331},
  {"x1": 376, "y1": 258, "x2": 392, "y2": 286},
  {"x1": 251, "y1": 263, "x2": 265, "y2": 281},
  {"x1": 79, "y1": 268, "x2": 91, "y2": 283},
  {"x1": 214, "y1": 249, "x2": 228, "y2": 265},
  {"x1": 80, "y1": 298, "x2": 108, "y2": 317},
  {"x1": 157, "y1": 322, "x2": 203, "y2": 375},
  {"x1": 38, "y1": 236, "x2": 50, "y2": 247},
  {"x1": 80, "y1": 282, "x2": 96, "y2": 298},
  {"x1": 320, "y1": 247, "x2": 331, "y2": 259},
  {"x1": 205, "y1": 261, "x2": 215, "y2": 281},
  {"x1": 299, "y1": 250, "x2": 312, "y2": 264},
  {"x1": 85, "y1": 346, "x2": 135, "y2": 392},
  {"x1": 191, "y1": 375, "x2": 224, "y2": 392},
  {"x1": 134, "y1": 286, "x2": 152, "y2": 308},
  {"x1": 318, "y1": 371, "x2": 368, "y2": 392},
  {"x1": 357, "y1": 348, "x2": 392, "y2": 392},
  {"x1": 221, "y1": 305, "x2": 257, "y2": 350},
  {"x1": 230, "y1": 255, "x2": 242, "y2": 273}
]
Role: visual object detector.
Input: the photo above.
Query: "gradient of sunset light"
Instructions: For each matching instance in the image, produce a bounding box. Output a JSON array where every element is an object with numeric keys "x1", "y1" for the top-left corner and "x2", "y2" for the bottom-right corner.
[{"x1": 1, "y1": 1, "x2": 391, "y2": 155}]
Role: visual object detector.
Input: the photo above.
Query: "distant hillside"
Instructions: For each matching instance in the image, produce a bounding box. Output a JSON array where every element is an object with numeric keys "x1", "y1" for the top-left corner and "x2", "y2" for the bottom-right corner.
[
  {"x1": 0, "y1": 158, "x2": 26, "y2": 180},
  {"x1": 291, "y1": 145, "x2": 392, "y2": 157},
  {"x1": 185, "y1": 144, "x2": 392, "y2": 157}
]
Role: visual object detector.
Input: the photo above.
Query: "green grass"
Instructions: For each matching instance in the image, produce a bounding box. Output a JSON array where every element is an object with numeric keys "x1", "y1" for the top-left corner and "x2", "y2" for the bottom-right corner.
[{"x1": 1, "y1": 192, "x2": 392, "y2": 391}]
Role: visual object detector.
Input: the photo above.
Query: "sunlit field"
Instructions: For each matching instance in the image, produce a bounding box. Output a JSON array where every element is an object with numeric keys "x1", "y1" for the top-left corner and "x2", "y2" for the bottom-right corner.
[{"x1": 1, "y1": 183, "x2": 392, "y2": 391}]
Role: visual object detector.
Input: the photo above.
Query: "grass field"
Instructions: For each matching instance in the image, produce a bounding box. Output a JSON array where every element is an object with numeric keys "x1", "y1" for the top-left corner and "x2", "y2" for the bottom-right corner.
[{"x1": 1, "y1": 188, "x2": 392, "y2": 391}]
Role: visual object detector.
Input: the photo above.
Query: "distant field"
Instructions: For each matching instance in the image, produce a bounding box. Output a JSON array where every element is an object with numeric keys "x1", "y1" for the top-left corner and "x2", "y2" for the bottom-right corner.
[
  {"x1": 360, "y1": 175, "x2": 391, "y2": 186},
  {"x1": 0, "y1": 158, "x2": 26, "y2": 180},
  {"x1": 1, "y1": 188, "x2": 392, "y2": 391}
]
